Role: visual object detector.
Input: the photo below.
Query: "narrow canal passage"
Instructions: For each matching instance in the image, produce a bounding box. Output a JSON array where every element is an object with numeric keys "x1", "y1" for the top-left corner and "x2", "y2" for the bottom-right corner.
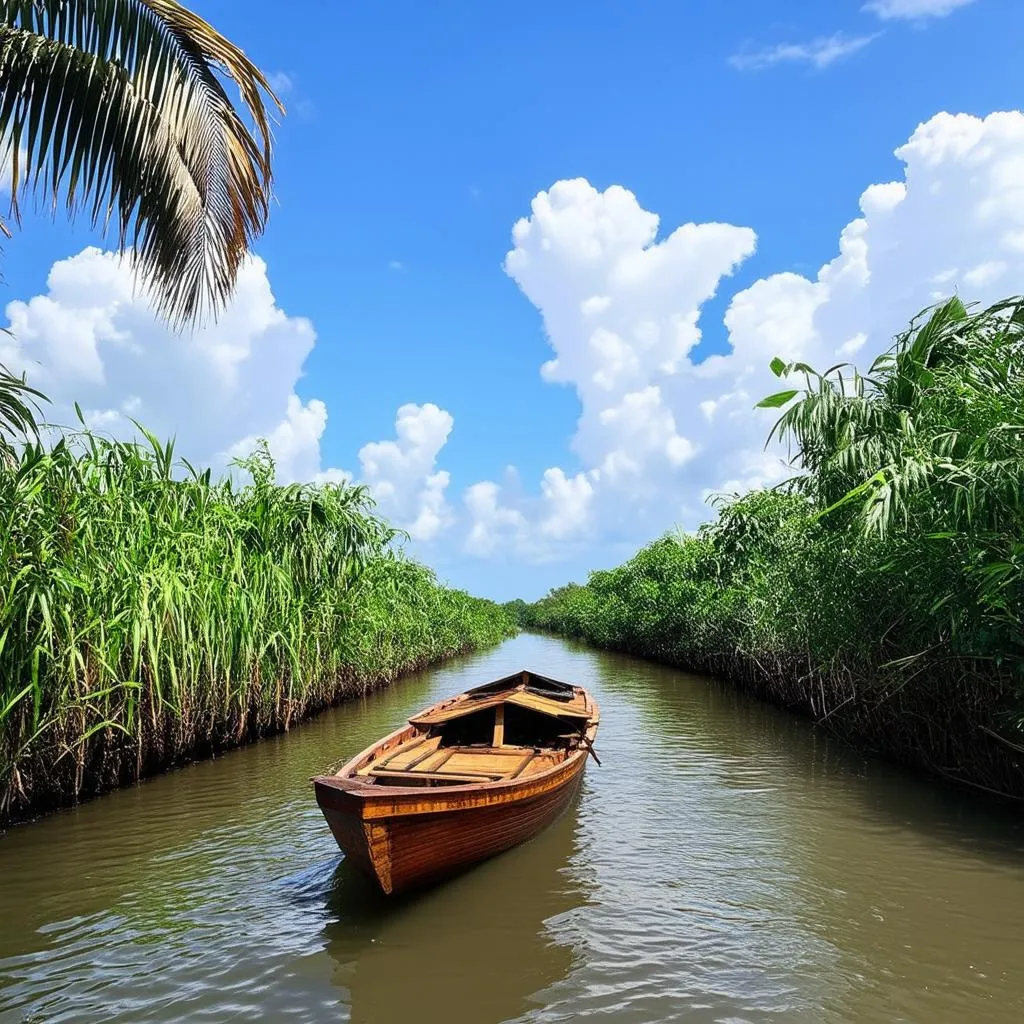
[{"x1": 2, "y1": 633, "x2": 1023, "y2": 1023}]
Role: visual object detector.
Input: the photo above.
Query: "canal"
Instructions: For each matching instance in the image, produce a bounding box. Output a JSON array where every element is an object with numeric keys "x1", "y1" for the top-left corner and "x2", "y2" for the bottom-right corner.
[{"x1": 2, "y1": 633, "x2": 1023, "y2": 1023}]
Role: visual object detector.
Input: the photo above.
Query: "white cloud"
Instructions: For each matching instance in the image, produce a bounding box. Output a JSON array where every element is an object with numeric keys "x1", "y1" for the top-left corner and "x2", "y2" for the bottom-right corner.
[
  {"x1": 729, "y1": 33, "x2": 878, "y2": 71},
  {"x1": 704, "y1": 110, "x2": 1024, "y2": 504},
  {"x1": 388, "y1": 259, "x2": 405, "y2": 272},
  {"x1": 226, "y1": 395, "x2": 330, "y2": 483},
  {"x1": 729, "y1": 0, "x2": 977, "y2": 76},
  {"x1": 463, "y1": 480, "x2": 527, "y2": 557},
  {"x1": 0, "y1": 248, "x2": 333, "y2": 482},
  {"x1": 462, "y1": 179, "x2": 754, "y2": 560},
  {"x1": 539, "y1": 468, "x2": 595, "y2": 539},
  {"x1": 465, "y1": 110, "x2": 1024, "y2": 563},
  {"x1": 357, "y1": 403, "x2": 454, "y2": 541},
  {"x1": 267, "y1": 71, "x2": 294, "y2": 95},
  {"x1": 717, "y1": 110, "x2": 1024, "y2": 484},
  {"x1": 864, "y1": 0, "x2": 976, "y2": 19},
  {"x1": 504, "y1": 181, "x2": 754, "y2": 480}
]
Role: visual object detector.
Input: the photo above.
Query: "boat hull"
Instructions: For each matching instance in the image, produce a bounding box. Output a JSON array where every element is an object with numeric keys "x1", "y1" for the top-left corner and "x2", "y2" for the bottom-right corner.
[{"x1": 314, "y1": 754, "x2": 587, "y2": 894}]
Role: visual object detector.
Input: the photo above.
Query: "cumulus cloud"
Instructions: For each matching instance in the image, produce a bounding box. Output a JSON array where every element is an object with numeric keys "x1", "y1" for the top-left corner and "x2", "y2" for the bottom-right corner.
[
  {"x1": 864, "y1": 0, "x2": 977, "y2": 19},
  {"x1": 462, "y1": 179, "x2": 754, "y2": 560},
  {"x1": 729, "y1": 33, "x2": 879, "y2": 71},
  {"x1": 461, "y1": 465, "x2": 594, "y2": 562},
  {"x1": 357, "y1": 403, "x2": 454, "y2": 541},
  {"x1": 726, "y1": 110, "x2": 1024, "y2": 383},
  {"x1": 465, "y1": 111, "x2": 1024, "y2": 562},
  {"x1": 539, "y1": 468, "x2": 595, "y2": 539},
  {"x1": 505, "y1": 179, "x2": 754, "y2": 505},
  {"x1": 464, "y1": 480, "x2": 527, "y2": 558},
  {"x1": 0, "y1": 248, "x2": 333, "y2": 481}
]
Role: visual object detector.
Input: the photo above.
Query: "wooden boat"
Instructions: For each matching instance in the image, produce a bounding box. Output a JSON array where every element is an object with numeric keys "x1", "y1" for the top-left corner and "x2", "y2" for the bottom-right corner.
[{"x1": 313, "y1": 669, "x2": 600, "y2": 895}]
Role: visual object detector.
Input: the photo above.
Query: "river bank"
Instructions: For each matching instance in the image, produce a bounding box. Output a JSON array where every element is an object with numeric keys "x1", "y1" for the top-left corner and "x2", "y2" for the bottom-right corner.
[
  {"x1": 0, "y1": 629, "x2": 515, "y2": 830},
  {"x1": 522, "y1": 597, "x2": 1022, "y2": 801},
  {"x1": 0, "y1": 431, "x2": 516, "y2": 828}
]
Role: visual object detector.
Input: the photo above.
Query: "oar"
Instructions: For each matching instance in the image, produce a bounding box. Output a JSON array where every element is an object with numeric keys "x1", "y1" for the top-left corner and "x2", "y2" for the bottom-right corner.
[
  {"x1": 557, "y1": 730, "x2": 603, "y2": 766},
  {"x1": 579, "y1": 733, "x2": 602, "y2": 766}
]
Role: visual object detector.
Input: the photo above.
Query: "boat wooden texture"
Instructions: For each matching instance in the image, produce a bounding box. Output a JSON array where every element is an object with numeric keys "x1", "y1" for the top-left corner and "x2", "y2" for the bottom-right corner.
[{"x1": 313, "y1": 670, "x2": 600, "y2": 895}]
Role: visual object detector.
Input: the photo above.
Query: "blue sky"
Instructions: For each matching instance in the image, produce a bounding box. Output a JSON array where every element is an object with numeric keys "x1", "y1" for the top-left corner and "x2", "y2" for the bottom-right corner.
[{"x1": 4, "y1": 0, "x2": 1024, "y2": 600}]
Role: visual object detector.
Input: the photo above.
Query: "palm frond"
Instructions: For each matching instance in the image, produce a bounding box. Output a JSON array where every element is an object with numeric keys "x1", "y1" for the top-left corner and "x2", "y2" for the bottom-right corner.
[
  {"x1": 0, "y1": 0, "x2": 283, "y2": 327},
  {"x1": 0, "y1": 359, "x2": 46, "y2": 462}
]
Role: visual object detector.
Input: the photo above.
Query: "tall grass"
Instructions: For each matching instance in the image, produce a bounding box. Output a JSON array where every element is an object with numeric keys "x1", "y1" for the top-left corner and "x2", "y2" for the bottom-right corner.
[
  {"x1": 525, "y1": 297, "x2": 1024, "y2": 798},
  {"x1": 0, "y1": 421, "x2": 515, "y2": 823}
]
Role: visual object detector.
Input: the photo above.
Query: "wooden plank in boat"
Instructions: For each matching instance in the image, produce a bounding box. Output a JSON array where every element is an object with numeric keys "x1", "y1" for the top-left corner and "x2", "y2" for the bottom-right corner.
[
  {"x1": 408, "y1": 748, "x2": 456, "y2": 773},
  {"x1": 409, "y1": 688, "x2": 589, "y2": 726},
  {"x1": 510, "y1": 751, "x2": 537, "y2": 779},
  {"x1": 506, "y1": 690, "x2": 590, "y2": 720},
  {"x1": 368, "y1": 747, "x2": 530, "y2": 782},
  {"x1": 410, "y1": 692, "x2": 506, "y2": 725},
  {"x1": 355, "y1": 736, "x2": 438, "y2": 776},
  {"x1": 368, "y1": 767, "x2": 504, "y2": 783},
  {"x1": 402, "y1": 742, "x2": 445, "y2": 770},
  {"x1": 443, "y1": 751, "x2": 524, "y2": 774},
  {"x1": 377, "y1": 736, "x2": 438, "y2": 770}
]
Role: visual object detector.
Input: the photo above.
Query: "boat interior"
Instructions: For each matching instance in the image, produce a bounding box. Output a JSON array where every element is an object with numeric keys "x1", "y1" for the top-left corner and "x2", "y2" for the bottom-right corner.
[{"x1": 353, "y1": 672, "x2": 594, "y2": 787}]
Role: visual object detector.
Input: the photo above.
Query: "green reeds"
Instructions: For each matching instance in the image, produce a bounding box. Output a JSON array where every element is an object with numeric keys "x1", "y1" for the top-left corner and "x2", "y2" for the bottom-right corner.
[{"x1": 0, "y1": 429, "x2": 515, "y2": 823}]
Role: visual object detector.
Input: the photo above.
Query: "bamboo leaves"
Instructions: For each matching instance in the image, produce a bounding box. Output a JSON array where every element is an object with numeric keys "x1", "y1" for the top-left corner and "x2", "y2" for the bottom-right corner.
[{"x1": 756, "y1": 389, "x2": 799, "y2": 409}]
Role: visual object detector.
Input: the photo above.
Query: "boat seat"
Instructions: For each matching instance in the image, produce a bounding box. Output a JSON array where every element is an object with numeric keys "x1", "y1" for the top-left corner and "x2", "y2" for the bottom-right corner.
[
  {"x1": 509, "y1": 750, "x2": 538, "y2": 779},
  {"x1": 360, "y1": 741, "x2": 553, "y2": 785},
  {"x1": 367, "y1": 767, "x2": 505, "y2": 783}
]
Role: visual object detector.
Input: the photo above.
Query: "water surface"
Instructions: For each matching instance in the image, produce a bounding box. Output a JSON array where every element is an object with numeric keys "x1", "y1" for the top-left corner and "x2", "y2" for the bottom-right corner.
[{"x1": 2, "y1": 633, "x2": 1023, "y2": 1022}]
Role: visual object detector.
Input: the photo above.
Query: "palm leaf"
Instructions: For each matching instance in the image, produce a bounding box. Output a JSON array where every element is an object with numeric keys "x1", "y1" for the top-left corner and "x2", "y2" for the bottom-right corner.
[
  {"x1": 0, "y1": 0, "x2": 283, "y2": 327},
  {"x1": 0, "y1": 359, "x2": 46, "y2": 462}
]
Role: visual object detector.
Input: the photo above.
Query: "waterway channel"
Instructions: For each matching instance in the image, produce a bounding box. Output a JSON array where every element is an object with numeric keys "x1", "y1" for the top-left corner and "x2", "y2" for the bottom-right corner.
[{"x1": 1, "y1": 632, "x2": 1023, "y2": 1022}]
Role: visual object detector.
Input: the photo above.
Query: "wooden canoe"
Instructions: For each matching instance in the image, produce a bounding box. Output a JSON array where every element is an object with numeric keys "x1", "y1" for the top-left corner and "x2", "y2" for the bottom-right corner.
[{"x1": 313, "y1": 669, "x2": 600, "y2": 895}]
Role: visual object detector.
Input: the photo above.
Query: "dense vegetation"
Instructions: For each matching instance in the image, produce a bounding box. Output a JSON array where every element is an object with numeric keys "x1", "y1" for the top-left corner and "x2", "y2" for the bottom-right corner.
[
  {"x1": 525, "y1": 298, "x2": 1024, "y2": 798},
  {"x1": 0, "y1": 386, "x2": 515, "y2": 824}
]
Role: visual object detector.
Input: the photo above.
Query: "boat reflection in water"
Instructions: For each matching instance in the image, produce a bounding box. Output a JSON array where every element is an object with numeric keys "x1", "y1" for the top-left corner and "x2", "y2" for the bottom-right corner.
[{"x1": 323, "y1": 792, "x2": 587, "y2": 1024}]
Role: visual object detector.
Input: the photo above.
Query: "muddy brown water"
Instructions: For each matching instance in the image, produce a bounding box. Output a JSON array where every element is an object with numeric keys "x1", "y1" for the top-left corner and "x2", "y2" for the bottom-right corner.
[{"x1": 2, "y1": 633, "x2": 1024, "y2": 1023}]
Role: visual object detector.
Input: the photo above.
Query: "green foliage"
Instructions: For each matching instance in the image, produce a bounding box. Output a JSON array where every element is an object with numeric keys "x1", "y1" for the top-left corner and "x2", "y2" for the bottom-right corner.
[
  {"x1": 523, "y1": 297, "x2": 1024, "y2": 789},
  {"x1": 0, "y1": 425, "x2": 515, "y2": 821},
  {"x1": 500, "y1": 598, "x2": 530, "y2": 627},
  {"x1": 0, "y1": 361, "x2": 46, "y2": 464},
  {"x1": 767, "y1": 295, "x2": 1024, "y2": 673}
]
